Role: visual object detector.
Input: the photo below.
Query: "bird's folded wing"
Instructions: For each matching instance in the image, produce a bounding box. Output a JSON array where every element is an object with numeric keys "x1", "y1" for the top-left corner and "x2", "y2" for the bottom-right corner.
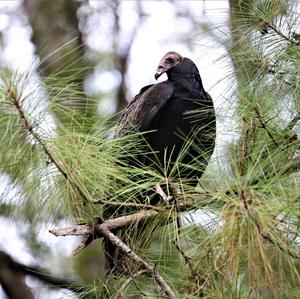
[{"x1": 116, "y1": 82, "x2": 174, "y2": 136}]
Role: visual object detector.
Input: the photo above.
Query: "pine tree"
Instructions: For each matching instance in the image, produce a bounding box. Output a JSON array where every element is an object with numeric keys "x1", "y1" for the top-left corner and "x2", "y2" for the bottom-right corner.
[{"x1": 0, "y1": 1, "x2": 299, "y2": 298}]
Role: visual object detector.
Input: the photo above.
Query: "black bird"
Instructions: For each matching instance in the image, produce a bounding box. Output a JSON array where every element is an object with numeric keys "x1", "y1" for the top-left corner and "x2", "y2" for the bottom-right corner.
[
  {"x1": 105, "y1": 51, "x2": 216, "y2": 271},
  {"x1": 117, "y1": 51, "x2": 215, "y2": 179}
]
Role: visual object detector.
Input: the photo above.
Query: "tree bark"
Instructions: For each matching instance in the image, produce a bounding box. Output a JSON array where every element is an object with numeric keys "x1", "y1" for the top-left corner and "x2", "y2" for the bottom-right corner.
[{"x1": 0, "y1": 252, "x2": 34, "y2": 299}]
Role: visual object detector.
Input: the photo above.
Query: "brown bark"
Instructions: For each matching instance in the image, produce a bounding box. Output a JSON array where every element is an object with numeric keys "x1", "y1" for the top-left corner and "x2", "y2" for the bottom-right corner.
[
  {"x1": 0, "y1": 253, "x2": 34, "y2": 299},
  {"x1": 23, "y1": 0, "x2": 91, "y2": 122},
  {"x1": 23, "y1": 0, "x2": 84, "y2": 77},
  {"x1": 0, "y1": 250, "x2": 80, "y2": 298},
  {"x1": 50, "y1": 209, "x2": 177, "y2": 299}
]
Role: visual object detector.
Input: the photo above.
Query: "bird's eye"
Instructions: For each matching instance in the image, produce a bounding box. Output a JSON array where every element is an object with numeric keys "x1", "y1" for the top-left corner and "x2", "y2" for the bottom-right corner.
[{"x1": 167, "y1": 57, "x2": 175, "y2": 63}]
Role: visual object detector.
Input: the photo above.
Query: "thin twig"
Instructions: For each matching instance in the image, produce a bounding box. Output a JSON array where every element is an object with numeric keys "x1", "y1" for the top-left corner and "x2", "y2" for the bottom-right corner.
[
  {"x1": 155, "y1": 183, "x2": 173, "y2": 203},
  {"x1": 169, "y1": 183, "x2": 182, "y2": 232},
  {"x1": 285, "y1": 111, "x2": 300, "y2": 131},
  {"x1": 172, "y1": 239, "x2": 203, "y2": 292},
  {"x1": 267, "y1": 68, "x2": 293, "y2": 86},
  {"x1": 74, "y1": 234, "x2": 94, "y2": 256},
  {"x1": 94, "y1": 198, "x2": 164, "y2": 211},
  {"x1": 96, "y1": 191, "x2": 209, "y2": 213},
  {"x1": 172, "y1": 240, "x2": 192, "y2": 268},
  {"x1": 239, "y1": 187, "x2": 250, "y2": 212},
  {"x1": 116, "y1": 269, "x2": 149, "y2": 299},
  {"x1": 253, "y1": 106, "x2": 279, "y2": 147},
  {"x1": 282, "y1": 157, "x2": 300, "y2": 175},
  {"x1": 99, "y1": 226, "x2": 176, "y2": 299},
  {"x1": 256, "y1": 222, "x2": 300, "y2": 259},
  {"x1": 268, "y1": 23, "x2": 300, "y2": 46}
]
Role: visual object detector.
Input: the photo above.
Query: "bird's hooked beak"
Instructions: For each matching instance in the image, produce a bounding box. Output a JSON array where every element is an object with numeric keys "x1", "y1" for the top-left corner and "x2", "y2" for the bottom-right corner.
[
  {"x1": 154, "y1": 51, "x2": 183, "y2": 80},
  {"x1": 154, "y1": 64, "x2": 166, "y2": 80},
  {"x1": 155, "y1": 56, "x2": 171, "y2": 80}
]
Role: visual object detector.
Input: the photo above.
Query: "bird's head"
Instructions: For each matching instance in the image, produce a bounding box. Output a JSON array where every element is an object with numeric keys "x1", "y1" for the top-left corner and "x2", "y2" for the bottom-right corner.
[{"x1": 155, "y1": 51, "x2": 183, "y2": 80}]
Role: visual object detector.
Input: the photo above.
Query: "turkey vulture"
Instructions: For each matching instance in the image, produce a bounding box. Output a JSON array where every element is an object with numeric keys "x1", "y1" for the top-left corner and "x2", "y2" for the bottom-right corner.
[{"x1": 105, "y1": 51, "x2": 216, "y2": 271}]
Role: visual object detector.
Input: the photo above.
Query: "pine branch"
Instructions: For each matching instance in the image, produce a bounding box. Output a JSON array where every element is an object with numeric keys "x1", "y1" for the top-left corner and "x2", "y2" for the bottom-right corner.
[
  {"x1": 258, "y1": 226, "x2": 300, "y2": 260},
  {"x1": 95, "y1": 192, "x2": 208, "y2": 213},
  {"x1": 172, "y1": 240, "x2": 193, "y2": 269},
  {"x1": 50, "y1": 191, "x2": 213, "y2": 241},
  {"x1": 253, "y1": 105, "x2": 279, "y2": 147},
  {"x1": 6, "y1": 84, "x2": 99, "y2": 213},
  {"x1": 94, "y1": 198, "x2": 165, "y2": 211},
  {"x1": 267, "y1": 23, "x2": 300, "y2": 46},
  {"x1": 50, "y1": 209, "x2": 159, "y2": 238},
  {"x1": 282, "y1": 157, "x2": 300, "y2": 174},
  {"x1": 239, "y1": 189, "x2": 300, "y2": 260},
  {"x1": 101, "y1": 226, "x2": 176, "y2": 298},
  {"x1": 7, "y1": 86, "x2": 68, "y2": 180},
  {"x1": 155, "y1": 183, "x2": 173, "y2": 203},
  {"x1": 116, "y1": 269, "x2": 149, "y2": 299},
  {"x1": 267, "y1": 68, "x2": 293, "y2": 86},
  {"x1": 50, "y1": 209, "x2": 176, "y2": 298}
]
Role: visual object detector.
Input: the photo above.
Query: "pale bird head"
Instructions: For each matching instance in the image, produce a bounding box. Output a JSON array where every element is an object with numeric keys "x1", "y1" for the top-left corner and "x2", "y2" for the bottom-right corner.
[{"x1": 155, "y1": 51, "x2": 183, "y2": 80}]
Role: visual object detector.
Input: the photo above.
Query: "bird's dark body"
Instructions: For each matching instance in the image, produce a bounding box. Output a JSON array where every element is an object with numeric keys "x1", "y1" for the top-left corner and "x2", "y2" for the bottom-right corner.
[
  {"x1": 118, "y1": 58, "x2": 215, "y2": 177},
  {"x1": 104, "y1": 54, "x2": 216, "y2": 272},
  {"x1": 146, "y1": 83, "x2": 215, "y2": 176}
]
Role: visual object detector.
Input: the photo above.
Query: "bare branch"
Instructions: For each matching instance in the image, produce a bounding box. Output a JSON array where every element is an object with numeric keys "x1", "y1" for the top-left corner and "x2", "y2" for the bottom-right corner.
[
  {"x1": 50, "y1": 210, "x2": 159, "y2": 239},
  {"x1": 50, "y1": 208, "x2": 176, "y2": 298},
  {"x1": 94, "y1": 198, "x2": 165, "y2": 211},
  {"x1": 155, "y1": 183, "x2": 173, "y2": 203},
  {"x1": 102, "y1": 210, "x2": 159, "y2": 231},
  {"x1": 50, "y1": 224, "x2": 93, "y2": 237},
  {"x1": 99, "y1": 225, "x2": 176, "y2": 299},
  {"x1": 116, "y1": 269, "x2": 149, "y2": 299},
  {"x1": 50, "y1": 193, "x2": 212, "y2": 240}
]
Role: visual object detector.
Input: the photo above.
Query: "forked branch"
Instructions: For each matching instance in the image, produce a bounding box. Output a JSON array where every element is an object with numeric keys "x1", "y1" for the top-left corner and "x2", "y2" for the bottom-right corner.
[
  {"x1": 50, "y1": 209, "x2": 176, "y2": 298},
  {"x1": 101, "y1": 226, "x2": 176, "y2": 298},
  {"x1": 50, "y1": 209, "x2": 159, "y2": 238}
]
